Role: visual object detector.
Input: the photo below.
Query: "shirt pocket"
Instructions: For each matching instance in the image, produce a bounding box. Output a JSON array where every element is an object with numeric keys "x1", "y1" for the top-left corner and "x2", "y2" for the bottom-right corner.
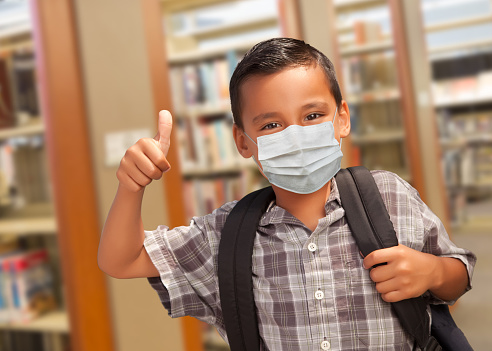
[{"x1": 346, "y1": 258, "x2": 410, "y2": 348}]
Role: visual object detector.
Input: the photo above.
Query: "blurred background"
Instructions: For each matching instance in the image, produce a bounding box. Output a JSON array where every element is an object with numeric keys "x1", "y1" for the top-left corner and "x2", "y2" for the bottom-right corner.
[{"x1": 0, "y1": 0, "x2": 491, "y2": 350}]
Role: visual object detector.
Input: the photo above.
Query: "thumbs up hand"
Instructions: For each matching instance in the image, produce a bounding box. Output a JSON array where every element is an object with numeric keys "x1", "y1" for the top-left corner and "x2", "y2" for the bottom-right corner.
[{"x1": 117, "y1": 110, "x2": 173, "y2": 192}]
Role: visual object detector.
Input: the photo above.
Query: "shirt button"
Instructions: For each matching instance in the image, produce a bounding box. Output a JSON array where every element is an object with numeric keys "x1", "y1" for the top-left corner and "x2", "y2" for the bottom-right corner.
[
  {"x1": 315, "y1": 290, "x2": 324, "y2": 300},
  {"x1": 321, "y1": 340, "x2": 331, "y2": 350},
  {"x1": 308, "y1": 243, "x2": 317, "y2": 252}
]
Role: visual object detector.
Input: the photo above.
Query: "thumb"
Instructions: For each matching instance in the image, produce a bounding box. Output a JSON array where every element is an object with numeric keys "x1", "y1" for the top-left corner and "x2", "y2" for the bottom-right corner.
[{"x1": 154, "y1": 110, "x2": 173, "y2": 155}]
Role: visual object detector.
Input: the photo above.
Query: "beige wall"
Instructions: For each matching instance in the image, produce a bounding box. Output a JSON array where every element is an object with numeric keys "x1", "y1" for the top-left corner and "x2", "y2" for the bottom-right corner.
[{"x1": 72, "y1": 1, "x2": 184, "y2": 350}]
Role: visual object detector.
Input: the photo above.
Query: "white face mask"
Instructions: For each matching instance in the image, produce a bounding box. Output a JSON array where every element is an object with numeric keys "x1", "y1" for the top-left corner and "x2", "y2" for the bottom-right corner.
[{"x1": 245, "y1": 108, "x2": 343, "y2": 194}]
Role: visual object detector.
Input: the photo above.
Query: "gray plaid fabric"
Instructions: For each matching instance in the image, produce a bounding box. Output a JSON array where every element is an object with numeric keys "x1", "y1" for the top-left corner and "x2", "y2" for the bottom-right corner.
[{"x1": 144, "y1": 170, "x2": 476, "y2": 350}]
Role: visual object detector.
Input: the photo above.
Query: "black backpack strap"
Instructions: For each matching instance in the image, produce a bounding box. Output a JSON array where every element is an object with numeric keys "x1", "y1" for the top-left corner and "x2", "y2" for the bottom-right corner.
[
  {"x1": 335, "y1": 167, "x2": 434, "y2": 350},
  {"x1": 218, "y1": 186, "x2": 275, "y2": 351}
]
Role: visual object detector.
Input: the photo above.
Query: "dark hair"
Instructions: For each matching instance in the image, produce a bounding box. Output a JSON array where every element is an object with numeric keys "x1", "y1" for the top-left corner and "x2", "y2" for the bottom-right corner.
[{"x1": 229, "y1": 37, "x2": 343, "y2": 130}]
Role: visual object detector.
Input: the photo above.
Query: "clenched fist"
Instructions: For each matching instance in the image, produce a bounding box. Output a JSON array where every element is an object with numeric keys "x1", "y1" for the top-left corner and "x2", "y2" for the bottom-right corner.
[{"x1": 116, "y1": 110, "x2": 173, "y2": 192}]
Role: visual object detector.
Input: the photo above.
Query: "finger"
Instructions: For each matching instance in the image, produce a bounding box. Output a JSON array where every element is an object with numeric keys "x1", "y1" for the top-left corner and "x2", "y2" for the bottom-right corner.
[
  {"x1": 117, "y1": 171, "x2": 143, "y2": 193},
  {"x1": 154, "y1": 110, "x2": 173, "y2": 155},
  {"x1": 127, "y1": 166, "x2": 152, "y2": 187},
  {"x1": 380, "y1": 291, "x2": 405, "y2": 303},
  {"x1": 363, "y1": 246, "x2": 400, "y2": 269},
  {"x1": 369, "y1": 265, "x2": 396, "y2": 283},
  {"x1": 140, "y1": 139, "x2": 171, "y2": 173},
  {"x1": 134, "y1": 153, "x2": 165, "y2": 180}
]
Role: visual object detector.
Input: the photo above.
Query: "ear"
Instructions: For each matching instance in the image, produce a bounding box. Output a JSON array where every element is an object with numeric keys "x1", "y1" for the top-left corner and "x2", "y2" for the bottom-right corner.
[
  {"x1": 232, "y1": 123, "x2": 253, "y2": 158},
  {"x1": 338, "y1": 100, "x2": 351, "y2": 139}
]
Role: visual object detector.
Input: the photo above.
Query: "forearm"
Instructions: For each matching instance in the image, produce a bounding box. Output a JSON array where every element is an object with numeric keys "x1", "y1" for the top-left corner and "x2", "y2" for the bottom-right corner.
[
  {"x1": 429, "y1": 256, "x2": 469, "y2": 302},
  {"x1": 98, "y1": 184, "x2": 146, "y2": 277}
]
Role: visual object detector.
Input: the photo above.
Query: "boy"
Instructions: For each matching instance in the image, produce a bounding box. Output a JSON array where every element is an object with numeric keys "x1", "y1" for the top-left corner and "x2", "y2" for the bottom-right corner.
[{"x1": 98, "y1": 38, "x2": 476, "y2": 350}]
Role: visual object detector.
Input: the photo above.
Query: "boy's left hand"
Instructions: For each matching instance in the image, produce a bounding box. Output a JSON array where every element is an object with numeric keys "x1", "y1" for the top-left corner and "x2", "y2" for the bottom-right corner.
[{"x1": 363, "y1": 244, "x2": 439, "y2": 303}]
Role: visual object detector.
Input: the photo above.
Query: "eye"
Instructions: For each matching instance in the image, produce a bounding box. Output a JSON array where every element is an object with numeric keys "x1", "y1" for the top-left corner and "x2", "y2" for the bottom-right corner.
[
  {"x1": 261, "y1": 122, "x2": 281, "y2": 130},
  {"x1": 305, "y1": 113, "x2": 322, "y2": 121}
]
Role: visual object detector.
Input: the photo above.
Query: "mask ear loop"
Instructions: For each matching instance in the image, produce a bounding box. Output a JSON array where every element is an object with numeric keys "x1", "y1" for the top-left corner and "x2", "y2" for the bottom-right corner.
[
  {"x1": 243, "y1": 131, "x2": 268, "y2": 179},
  {"x1": 244, "y1": 132, "x2": 257, "y2": 146},
  {"x1": 332, "y1": 107, "x2": 343, "y2": 148}
]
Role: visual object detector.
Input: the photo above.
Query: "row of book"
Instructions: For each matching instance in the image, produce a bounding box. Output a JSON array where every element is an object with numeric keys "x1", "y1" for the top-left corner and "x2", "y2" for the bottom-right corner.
[
  {"x1": 442, "y1": 146, "x2": 492, "y2": 188},
  {"x1": 0, "y1": 135, "x2": 51, "y2": 208},
  {"x1": 169, "y1": 53, "x2": 240, "y2": 115},
  {"x1": 0, "y1": 49, "x2": 40, "y2": 128},
  {"x1": 442, "y1": 145, "x2": 492, "y2": 227},
  {"x1": 176, "y1": 116, "x2": 243, "y2": 173},
  {"x1": 437, "y1": 110, "x2": 492, "y2": 139},
  {"x1": 182, "y1": 171, "x2": 266, "y2": 219},
  {"x1": 349, "y1": 99, "x2": 403, "y2": 135},
  {"x1": 342, "y1": 53, "x2": 398, "y2": 94},
  {"x1": 432, "y1": 70, "x2": 492, "y2": 106},
  {"x1": 360, "y1": 141, "x2": 407, "y2": 175},
  {"x1": 431, "y1": 51, "x2": 492, "y2": 80},
  {"x1": 0, "y1": 245, "x2": 57, "y2": 325},
  {"x1": 340, "y1": 20, "x2": 397, "y2": 94},
  {"x1": 0, "y1": 331, "x2": 70, "y2": 351}
]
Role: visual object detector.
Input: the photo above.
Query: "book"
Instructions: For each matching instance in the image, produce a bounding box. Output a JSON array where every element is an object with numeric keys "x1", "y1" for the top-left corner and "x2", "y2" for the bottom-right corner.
[
  {"x1": 0, "y1": 248, "x2": 57, "y2": 324},
  {"x1": 0, "y1": 58, "x2": 16, "y2": 129},
  {"x1": 11, "y1": 50, "x2": 40, "y2": 124}
]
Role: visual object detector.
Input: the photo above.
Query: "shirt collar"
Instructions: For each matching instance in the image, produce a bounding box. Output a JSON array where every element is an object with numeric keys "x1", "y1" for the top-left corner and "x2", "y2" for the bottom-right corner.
[{"x1": 259, "y1": 178, "x2": 342, "y2": 227}]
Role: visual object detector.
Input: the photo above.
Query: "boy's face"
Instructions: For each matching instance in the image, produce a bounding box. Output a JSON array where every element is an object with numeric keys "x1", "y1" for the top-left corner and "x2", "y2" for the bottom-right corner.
[{"x1": 233, "y1": 65, "x2": 351, "y2": 164}]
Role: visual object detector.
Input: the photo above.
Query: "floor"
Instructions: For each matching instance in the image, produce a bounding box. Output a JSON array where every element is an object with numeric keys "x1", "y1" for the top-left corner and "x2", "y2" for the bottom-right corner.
[{"x1": 451, "y1": 229, "x2": 492, "y2": 351}]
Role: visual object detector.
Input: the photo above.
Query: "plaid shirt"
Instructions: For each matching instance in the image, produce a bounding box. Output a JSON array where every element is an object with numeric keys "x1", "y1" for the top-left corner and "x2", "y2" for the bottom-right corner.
[{"x1": 144, "y1": 170, "x2": 476, "y2": 350}]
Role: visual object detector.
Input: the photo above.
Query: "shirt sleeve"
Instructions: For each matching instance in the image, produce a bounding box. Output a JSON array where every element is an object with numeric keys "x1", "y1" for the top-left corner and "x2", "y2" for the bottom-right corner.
[
  {"x1": 380, "y1": 171, "x2": 477, "y2": 305},
  {"x1": 143, "y1": 201, "x2": 236, "y2": 325},
  {"x1": 414, "y1": 189, "x2": 477, "y2": 304}
]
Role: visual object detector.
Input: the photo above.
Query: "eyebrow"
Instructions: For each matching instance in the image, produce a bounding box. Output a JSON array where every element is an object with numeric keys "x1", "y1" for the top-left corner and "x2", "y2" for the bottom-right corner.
[
  {"x1": 252, "y1": 112, "x2": 278, "y2": 126},
  {"x1": 301, "y1": 101, "x2": 331, "y2": 111},
  {"x1": 251, "y1": 101, "x2": 332, "y2": 125}
]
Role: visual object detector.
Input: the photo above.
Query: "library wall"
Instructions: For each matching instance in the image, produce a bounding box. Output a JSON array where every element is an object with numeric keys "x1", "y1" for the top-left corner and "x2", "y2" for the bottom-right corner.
[{"x1": 72, "y1": 1, "x2": 184, "y2": 351}]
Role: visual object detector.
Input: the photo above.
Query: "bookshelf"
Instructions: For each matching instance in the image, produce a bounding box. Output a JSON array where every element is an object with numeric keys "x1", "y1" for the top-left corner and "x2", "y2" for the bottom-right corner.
[
  {"x1": 326, "y1": 1, "x2": 419, "y2": 188},
  {"x1": 0, "y1": 2, "x2": 70, "y2": 350},
  {"x1": 303, "y1": 0, "x2": 450, "y2": 222},
  {"x1": 0, "y1": 0, "x2": 116, "y2": 350},
  {"x1": 144, "y1": 0, "x2": 300, "y2": 350},
  {"x1": 161, "y1": 0, "x2": 293, "y2": 225},
  {"x1": 420, "y1": 0, "x2": 492, "y2": 230}
]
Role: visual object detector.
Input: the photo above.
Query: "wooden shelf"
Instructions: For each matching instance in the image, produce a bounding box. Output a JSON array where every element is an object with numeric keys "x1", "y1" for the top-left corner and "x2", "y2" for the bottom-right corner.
[
  {"x1": 347, "y1": 88, "x2": 400, "y2": 104},
  {"x1": 169, "y1": 38, "x2": 265, "y2": 64},
  {"x1": 428, "y1": 38, "x2": 492, "y2": 56},
  {"x1": 183, "y1": 104, "x2": 231, "y2": 118},
  {"x1": 0, "y1": 216, "x2": 57, "y2": 236},
  {"x1": 434, "y1": 94, "x2": 492, "y2": 108},
  {"x1": 174, "y1": 14, "x2": 277, "y2": 38},
  {"x1": 426, "y1": 14, "x2": 492, "y2": 33},
  {"x1": 467, "y1": 133, "x2": 492, "y2": 143},
  {"x1": 334, "y1": 0, "x2": 386, "y2": 11},
  {"x1": 0, "y1": 203, "x2": 56, "y2": 236},
  {"x1": 0, "y1": 310, "x2": 69, "y2": 333},
  {"x1": 0, "y1": 121, "x2": 44, "y2": 141},
  {"x1": 440, "y1": 138, "x2": 466, "y2": 149},
  {"x1": 340, "y1": 40, "x2": 393, "y2": 57},
  {"x1": 0, "y1": 23, "x2": 31, "y2": 41},
  {"x1": 351, "y1": 129, "x2": 405, "y2": 144},
  {"x1": 0, "y1": 40, "x2": 34, "y2": 56}
]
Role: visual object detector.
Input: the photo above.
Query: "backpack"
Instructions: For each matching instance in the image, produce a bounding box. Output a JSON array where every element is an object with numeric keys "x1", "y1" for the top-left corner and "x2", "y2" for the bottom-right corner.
[{"x1": 218, "y1": 166, "x2": 472, "y2": 351}]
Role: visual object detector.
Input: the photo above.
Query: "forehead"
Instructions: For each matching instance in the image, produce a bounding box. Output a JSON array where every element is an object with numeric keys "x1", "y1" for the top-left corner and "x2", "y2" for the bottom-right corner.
[{"x1": 239, "y1": 65, "x2": 334, "y2": 122}]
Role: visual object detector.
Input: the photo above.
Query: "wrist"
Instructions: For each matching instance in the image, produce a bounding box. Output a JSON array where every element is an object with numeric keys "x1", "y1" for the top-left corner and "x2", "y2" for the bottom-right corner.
[
  {"x1": 118, "y1": 181, "x2": 146, "y2": 195},
  {"x1": 428, "y1": 255, "x2": 445, "y2": 294}
]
